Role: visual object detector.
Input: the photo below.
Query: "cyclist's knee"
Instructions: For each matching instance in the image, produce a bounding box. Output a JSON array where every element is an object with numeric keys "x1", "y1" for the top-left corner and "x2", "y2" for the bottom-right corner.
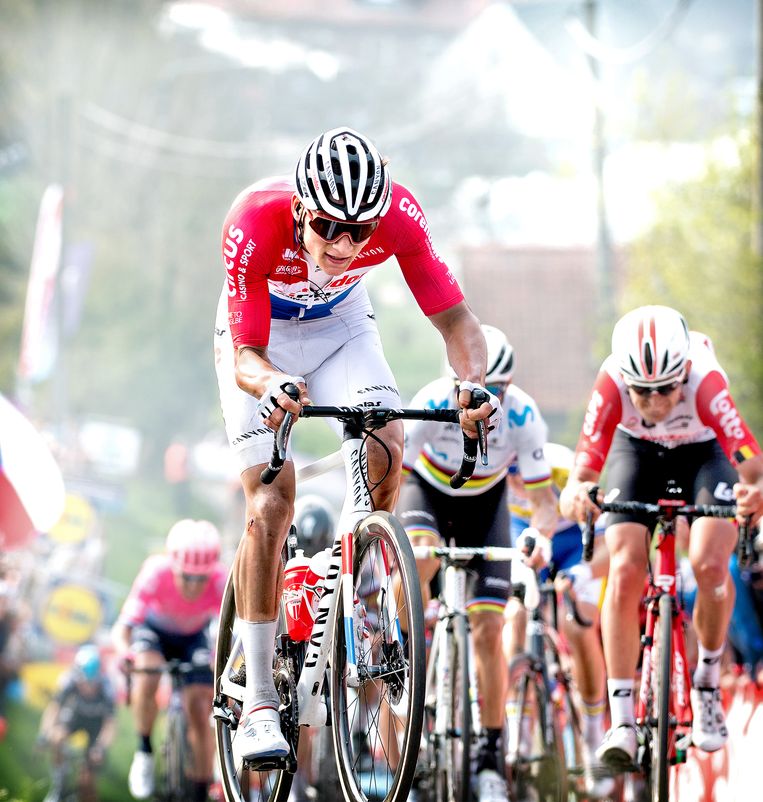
[{"x1": 471, "y1": 610, "x2": 505, "y2": 652}]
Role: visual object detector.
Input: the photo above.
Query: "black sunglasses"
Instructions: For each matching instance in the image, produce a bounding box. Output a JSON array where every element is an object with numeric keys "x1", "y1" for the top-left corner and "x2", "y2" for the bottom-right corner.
[
  {"x1": 181, "y1": 573, "x2": 209, "y2": 584},
  {"x1": 307, "y1": 214, "x2": 379, "y2": 244},
  {"x1": 627, "y1": 381, "x2": 681, "y2": 397}
]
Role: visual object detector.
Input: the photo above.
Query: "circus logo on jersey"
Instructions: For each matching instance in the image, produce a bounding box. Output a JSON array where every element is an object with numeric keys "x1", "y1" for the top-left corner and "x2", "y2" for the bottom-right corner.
[{"x1": 708, "y1": 388, "x2": 744, "y2": 440}]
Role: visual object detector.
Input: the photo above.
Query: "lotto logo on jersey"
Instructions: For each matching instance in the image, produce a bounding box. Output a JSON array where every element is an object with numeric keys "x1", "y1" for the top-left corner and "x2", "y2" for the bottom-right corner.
[
  {"x1": 582, "y1": 390, "x2": 604, "y2": 443},
  {"x1": 708, "y1": 388, "x2": 744, "y2": 440}
]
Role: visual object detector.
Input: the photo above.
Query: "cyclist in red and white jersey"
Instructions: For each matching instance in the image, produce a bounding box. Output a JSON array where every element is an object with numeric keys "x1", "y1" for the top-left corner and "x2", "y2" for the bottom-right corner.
[
  {"x1": 112, "y1": 520, "x2": 226, "y2": 802},
  {"x1": 214, "y1": 127, "x2": 498, "y2": 763},
  {"x1": 560, "y1": 305, "x2": 763, "y2": 773}
]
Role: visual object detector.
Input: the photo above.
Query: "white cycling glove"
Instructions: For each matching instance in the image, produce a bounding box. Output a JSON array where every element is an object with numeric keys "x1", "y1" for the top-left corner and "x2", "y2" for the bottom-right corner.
[
  {"x1": 458, "y1": 380, "x2": 504, "y2": 424},
  {"x1": 255, "y1": 376, "x2": 305, "y2": 422},
  {"x1": 516, "y1": 527, "x2": 552, "y2": 566}
]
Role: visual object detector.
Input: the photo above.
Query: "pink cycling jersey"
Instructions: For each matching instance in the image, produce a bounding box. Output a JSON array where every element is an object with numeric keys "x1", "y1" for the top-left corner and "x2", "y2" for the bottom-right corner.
[
  {"x1": 575, "y1": 331, "x2": 761, "y2": 473},
  {"x1": 118, "y1": 554, "x2": 226, "y2": 636},
  {"x1": 221, "y1": 177, "x2": 464, "y2": 348}
]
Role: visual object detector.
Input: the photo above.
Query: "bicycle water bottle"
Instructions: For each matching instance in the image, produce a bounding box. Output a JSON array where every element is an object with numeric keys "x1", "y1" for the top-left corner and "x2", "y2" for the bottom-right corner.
[
  {"x1": 283, "y1": 549, "x2": 312, "y2": 641},
  {"x1": 301, "y1": 546, "x2": 331, "y2": 623}
]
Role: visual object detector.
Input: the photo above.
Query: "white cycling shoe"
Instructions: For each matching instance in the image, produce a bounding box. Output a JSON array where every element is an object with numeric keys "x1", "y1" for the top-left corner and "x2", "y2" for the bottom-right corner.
[
  {"x1": 690, "y1": 687, "x2": 728, "y2": 752},
  {"x1": 595, "y1": 724, "x2": 638, "y2": 774},
  {"x1": 476, "y1": 768, "x2": 509, "y2": 802},
  {"x1": 582, "y1": 741, "x2": 616, "y2": 799},
  {"x1": 234, "y1": 703, "x2": 289, "y2": 764},
  {"x1": 128, "y1": 750, "x2": 155, "y2": 800}
]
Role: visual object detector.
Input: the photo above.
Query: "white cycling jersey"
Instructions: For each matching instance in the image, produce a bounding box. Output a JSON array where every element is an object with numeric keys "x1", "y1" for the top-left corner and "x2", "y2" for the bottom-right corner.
[{"x1": 403, "y1": 377, "x2": 551, "y2": 497}]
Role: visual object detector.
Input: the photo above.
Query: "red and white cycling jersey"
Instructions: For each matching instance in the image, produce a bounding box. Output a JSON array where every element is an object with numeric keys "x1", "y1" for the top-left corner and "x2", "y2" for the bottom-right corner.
[
  {"x1": 118, "y1": 554, "x2": 226, "y2": 636},
  {"x1": 575, "y1": 331, "x2": 761, "y2": 473},
  {"x1": 221, "y1": 177, "x2": 463, "y2": 348}
]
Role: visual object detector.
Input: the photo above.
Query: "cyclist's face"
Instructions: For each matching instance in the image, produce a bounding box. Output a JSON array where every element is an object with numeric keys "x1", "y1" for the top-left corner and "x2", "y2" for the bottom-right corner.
[
  {"x1": 294, "y1": 198, "x2": 375, "y2": 277},
  {"x1": 175, "y1": 571, "x2": 209, "y2": 600},
  {"x1": 626, "y1": 382, "x2": 682, "y2": 423}
]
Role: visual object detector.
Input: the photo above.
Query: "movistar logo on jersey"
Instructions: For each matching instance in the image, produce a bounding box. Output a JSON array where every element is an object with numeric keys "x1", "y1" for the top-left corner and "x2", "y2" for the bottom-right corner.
[
  {"x1": 508, "y1": 406, "x2": 534, "y2": 427},
  {"x1": 426, "y1": 398, "x2": 450, "y2": 410}
]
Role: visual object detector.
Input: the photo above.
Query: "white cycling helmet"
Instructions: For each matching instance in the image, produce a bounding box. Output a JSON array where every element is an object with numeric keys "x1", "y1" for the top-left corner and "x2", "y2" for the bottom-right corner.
[
  {"x1": 295, "y1": 127, "x2": 392, "y2": 222},
  {"x1": 611, "y1": 305, "x2": 689, "y2": 387},
  {"x1": 483, "y1": 324, "x2": 515, "y2": 384},
  {"x1": 166, "y1": 519, "x2": 221, "y2": 576},
  {"x1": 447, "y1": 324, "x2": 515, "y2": 385}
]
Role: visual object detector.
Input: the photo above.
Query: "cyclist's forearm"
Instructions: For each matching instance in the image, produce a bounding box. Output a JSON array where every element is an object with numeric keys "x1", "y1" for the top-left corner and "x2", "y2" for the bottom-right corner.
[{"x1": 526, "y1": 485, "x2": 558, "y2": 538}]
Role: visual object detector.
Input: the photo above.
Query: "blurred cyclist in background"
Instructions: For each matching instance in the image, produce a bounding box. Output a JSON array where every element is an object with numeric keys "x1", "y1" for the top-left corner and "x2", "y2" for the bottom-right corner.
[
  {"x1": 505, "y1": 443, "x2": 612, "y2": 799},
  {"x1": 293, "y1": 494, "x2": 336, "y2": 557},
  {"x1": 112, "y1": 519, "x2": 226, "y2": 802},
  {"x1": 38, "y1": 644, "x2": 116, "y2": 802},
  {"x1": 397, "y1": 325, "x2": 556, "y2": 802}
]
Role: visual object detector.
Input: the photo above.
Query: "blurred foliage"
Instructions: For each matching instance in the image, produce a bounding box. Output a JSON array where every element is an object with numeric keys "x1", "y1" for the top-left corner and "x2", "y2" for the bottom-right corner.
[{"x1": 623, "y1": 130, "x2": 763, "y2": 433}]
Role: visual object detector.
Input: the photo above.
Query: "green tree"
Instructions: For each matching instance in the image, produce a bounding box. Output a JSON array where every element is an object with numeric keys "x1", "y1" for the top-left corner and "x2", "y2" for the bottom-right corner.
[{"x1": 624, "y1": 129, "x2": 763, "y2": 432}]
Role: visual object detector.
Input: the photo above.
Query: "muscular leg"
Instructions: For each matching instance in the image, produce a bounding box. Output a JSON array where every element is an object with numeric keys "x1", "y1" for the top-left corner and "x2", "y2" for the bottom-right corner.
[
  {"x1": 472, "y1": 610, "x2": 507, "y2": 730},
  {"x1": 689, "y1": 518, "x2": 736, "y2": 651},
  {"x1": 601, "y1": 523, "x2": 649, "y2": 686},
  {"x1": 235, "y1": 462, "x2": 296, "y2": 621},
  {"x1": 183, "y1": 684, "x2": 214, "y2": 782},
  {"x1": 364, "y1": 419, "x2": 404, "y2": 512},
  {"x1": 131, "y1": 649, "x2": 163, "y2": 741}
]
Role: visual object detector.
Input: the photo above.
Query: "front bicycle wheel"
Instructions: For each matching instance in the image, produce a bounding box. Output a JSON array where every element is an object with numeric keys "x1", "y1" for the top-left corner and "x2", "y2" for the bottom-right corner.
[
  {"x1": 213, "y1": 571, "x2": 297, "y2": 802},
  {"x1": 163, "y1": 706, "x2": 190, "y2": 802},
  {"x1": 649, "y1": 593, "x2": 673, "y2": 802},
  {"x1": 330, "y1": 510, "x2": 426, "y2": 802},
  {"x1": 505, "y1": 655, "x2": 567, "y2": 802}
]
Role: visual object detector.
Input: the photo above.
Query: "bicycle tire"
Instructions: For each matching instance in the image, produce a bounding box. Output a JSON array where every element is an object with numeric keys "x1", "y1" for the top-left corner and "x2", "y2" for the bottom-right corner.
[
  {"x1": 506, "y1": 654, "x2": 567, "y2": 802},
  {"x1": 329, "y1": 510, "x2": 426, "y2": 802},
  {"x1": 163, "y1": 706, "x2": 190, "y2": 802},
  {"x1": 213, "y1": 572, "x2": 296, "y2": 802},
  {"x1": 432, "y1": 613, "x2": 471, "y2": 802},
  {"x1": 650, "y1": 593, "x2": 672, "y2": 802}
]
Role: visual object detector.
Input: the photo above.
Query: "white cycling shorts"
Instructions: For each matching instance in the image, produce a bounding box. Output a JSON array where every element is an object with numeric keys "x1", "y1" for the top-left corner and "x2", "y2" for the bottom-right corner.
[{"x1": 214, "y1": 285, "x2": 401, "y2": 472}]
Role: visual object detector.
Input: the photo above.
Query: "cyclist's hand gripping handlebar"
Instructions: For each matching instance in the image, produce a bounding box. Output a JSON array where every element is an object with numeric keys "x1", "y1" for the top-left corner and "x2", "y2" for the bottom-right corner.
[
  {"x1": 582, "y1": 485, "x2": 601, "y2": 562},
  {"x1": 450, "y1": 388, "x2": 490, "y2": 489},
  {"x1": 261, "y1": 383, "x2": 300, "y2": 485}
]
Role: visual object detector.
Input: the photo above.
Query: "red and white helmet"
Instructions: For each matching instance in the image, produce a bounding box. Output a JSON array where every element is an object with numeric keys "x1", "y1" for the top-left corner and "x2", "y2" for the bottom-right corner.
[
  {"x1": 166, "y1": 519, "x2": 221, "y2": 575},
  {"x1": 611, "y1": 305, "x2": 690, "y2": 387}
]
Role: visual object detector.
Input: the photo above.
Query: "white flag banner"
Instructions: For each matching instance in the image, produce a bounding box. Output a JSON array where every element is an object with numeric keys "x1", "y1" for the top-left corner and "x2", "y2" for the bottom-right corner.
[{"x1": 18, "y1": 183, "x2": 64, "y2": 382}]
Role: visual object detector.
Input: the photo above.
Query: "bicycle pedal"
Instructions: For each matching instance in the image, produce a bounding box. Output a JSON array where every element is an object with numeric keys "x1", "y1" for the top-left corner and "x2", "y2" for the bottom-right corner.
[
  {"x1": 212, "y1": 703, "x2": 238, "y2": 730},
  {"x1": 244, "y1": 754, "x2": 289, "y2": 772}
]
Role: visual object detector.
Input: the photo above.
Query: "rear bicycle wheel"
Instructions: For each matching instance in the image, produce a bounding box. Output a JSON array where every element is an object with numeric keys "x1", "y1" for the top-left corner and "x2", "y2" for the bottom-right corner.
[
  {"x1": 649, "y1": 594, "x2": 673, "y2": 802},
  {"x1": 213, "y1": 571, "x2": 297, "y2": 802},
  {"x1": 330, "y1": 511, "x2": 426, "y2": 802}
]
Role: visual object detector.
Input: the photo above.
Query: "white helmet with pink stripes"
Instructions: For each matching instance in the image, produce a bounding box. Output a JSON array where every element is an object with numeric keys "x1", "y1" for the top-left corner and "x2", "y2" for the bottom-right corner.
[
  {"x1": 166, "y1": 519, "x2": 221, "y2": 575},
  {"x1": 612, "y1": 305, "x2": 690, "y2": 387}
]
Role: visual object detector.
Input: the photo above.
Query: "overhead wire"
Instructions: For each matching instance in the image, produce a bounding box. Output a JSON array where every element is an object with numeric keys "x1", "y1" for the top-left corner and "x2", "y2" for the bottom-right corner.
[{"x1": 565, "y1": 0, "x2": 695, "y2": 65}]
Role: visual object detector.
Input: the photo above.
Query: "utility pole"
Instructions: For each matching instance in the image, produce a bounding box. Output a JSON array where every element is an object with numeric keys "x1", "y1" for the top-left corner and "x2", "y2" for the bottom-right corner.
[{"x1": 583, "y1": 0, "x2": 615, "y2": 330}]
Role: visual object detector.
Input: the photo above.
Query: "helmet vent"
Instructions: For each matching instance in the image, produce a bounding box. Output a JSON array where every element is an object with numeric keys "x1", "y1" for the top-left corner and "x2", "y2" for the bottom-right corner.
[{"x1": 643, "y1": 342, "x2": 653, "y2": 374}]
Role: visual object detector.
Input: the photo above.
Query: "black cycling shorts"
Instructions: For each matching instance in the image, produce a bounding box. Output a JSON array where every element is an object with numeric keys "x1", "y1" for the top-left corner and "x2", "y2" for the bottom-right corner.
[
  {"x1": 131, "y1": 624, "x2": 213, "y2": 686},
  {"x1": 396, "y1": 472, "x2": 511, "y2": 607},
  {"x1": 604, "y1": 430, "x2": 738, "y2": 529}
]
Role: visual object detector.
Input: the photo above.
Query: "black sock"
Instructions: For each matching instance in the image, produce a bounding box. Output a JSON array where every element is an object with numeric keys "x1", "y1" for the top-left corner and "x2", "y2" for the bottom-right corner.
[
  {"x1": 477, "y1": 727, "x2": 503, "y2": 773},
  {"x1": 139, "y1": 734, "x2": 152, "y2": 754},
  {"x1": 192, "y1": 780, "x2": 209, "y2": 802}
]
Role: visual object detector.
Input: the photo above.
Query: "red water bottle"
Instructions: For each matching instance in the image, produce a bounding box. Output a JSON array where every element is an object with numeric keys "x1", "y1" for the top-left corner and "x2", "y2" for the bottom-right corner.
[
  {"x1": 301, "y1": 548, "x2": 331, "y2": 625},
  {"x1": 283, "y1": 549, "x2": 311, "y2": 641}
]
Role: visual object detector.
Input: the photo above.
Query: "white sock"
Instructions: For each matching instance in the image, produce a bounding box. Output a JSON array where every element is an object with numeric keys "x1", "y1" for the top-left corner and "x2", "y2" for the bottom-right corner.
[
  {"x1": 607, "y1": 679, "x2": 635, "y2": 728},
  {"x1": 239, "y1": 618, "x2": 279, "y2": 706},
  {"x1": 693, "y1": 644, "x2": 724, "y2": 689},
  {"x1": 580, "y1": 697, "x2": 607, "y2": 749}
]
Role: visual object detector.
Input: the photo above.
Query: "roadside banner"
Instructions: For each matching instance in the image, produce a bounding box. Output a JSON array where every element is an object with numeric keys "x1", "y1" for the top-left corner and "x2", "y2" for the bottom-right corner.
[
  {"x1": 0, "y1": 392, "x2": 65, "y2": 548},
  {"x1": 18, "y1": 183, "x2": 64, "y2": 383}
]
